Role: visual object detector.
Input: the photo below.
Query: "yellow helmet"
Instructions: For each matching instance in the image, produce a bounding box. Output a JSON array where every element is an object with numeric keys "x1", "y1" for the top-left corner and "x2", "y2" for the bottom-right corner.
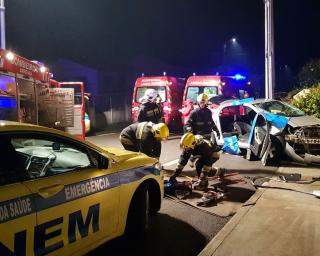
[
  {"x1": 197, "y1": 93, "x2": 209, "y2": 105},
  {"x1": 180, "y1": 132, "x2": 196, "y2": 149},
  {"x1": 152, "y1": 123, "x2": 169, "y2": 140}
]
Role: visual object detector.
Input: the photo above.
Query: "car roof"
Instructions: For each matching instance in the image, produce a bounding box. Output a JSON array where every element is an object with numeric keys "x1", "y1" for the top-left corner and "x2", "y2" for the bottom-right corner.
[
  {"x1": 0, "y1": 120, "x2": 74, "y2": 136},
  {"x1": 219, "y1": 98, "x2": 278, "y2": 107},
  {"x1": 219, "y1": 99, "x2": 237, "y2": 105},
  {"x1": 0, "y1": 120, "x2": 103, "y2": 152},
  {"x1": 251, "y1": 98, "x2": 277, "y2": 104}
]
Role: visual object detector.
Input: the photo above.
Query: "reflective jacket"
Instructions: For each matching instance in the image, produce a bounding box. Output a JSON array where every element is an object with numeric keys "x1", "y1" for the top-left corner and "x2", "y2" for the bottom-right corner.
[
  {"x1": 120, "y1": 122, "x2": 161, "y2": 158},
  {"x1": 177, "y1": 138, "x2": 216, "y2": 169},
  {"x1": 137, "y1": 101, "x2": 163, "y2": 124},
  {"x1": 185, "y1": 107, "x2": 219, "y2": 137}
]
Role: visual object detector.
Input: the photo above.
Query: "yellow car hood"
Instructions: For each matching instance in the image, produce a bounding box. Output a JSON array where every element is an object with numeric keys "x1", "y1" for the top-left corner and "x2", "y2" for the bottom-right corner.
[{"x1": 101, "y1": 147, "x2": 157, "y2": 164}]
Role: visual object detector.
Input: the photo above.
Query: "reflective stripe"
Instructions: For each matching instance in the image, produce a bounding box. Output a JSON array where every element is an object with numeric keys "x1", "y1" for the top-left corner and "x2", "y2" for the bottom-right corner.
[
  {"x1": 203, "y1": 165, "x2": 212, "y2": 171},
  {"x1": 120, "y1": 137, "x2": 134, "y2": 145},
  {"x1": 0, "y1": 166, "x2": 160, "y2": 224},
  {"x1": 248, "y1": 114, "x2": 259, "y2": 144},
  {"x1": 136, "y1": 122, "x2": 146, "y2": 139}
]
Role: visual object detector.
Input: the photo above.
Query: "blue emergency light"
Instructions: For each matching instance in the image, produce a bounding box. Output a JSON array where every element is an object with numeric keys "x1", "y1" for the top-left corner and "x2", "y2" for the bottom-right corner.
[
  {"x1": 0, "y1": 97, "x2": 17, "y2": 108},
  {"x1": 233, "y1": 74, "x2": 246, "y2": 80}
]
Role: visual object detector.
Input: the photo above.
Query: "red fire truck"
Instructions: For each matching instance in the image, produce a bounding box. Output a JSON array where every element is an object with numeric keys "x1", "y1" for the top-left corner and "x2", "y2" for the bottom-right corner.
[
  {"x1": 132, "y1": 76, "x2": 186, "y2": 130},
  {"x1": 181, "y1": 75, "x2": 254, "y2": 125},
  {"x1": 0, "y1": 49, "x2": 86, "y2": 139}
]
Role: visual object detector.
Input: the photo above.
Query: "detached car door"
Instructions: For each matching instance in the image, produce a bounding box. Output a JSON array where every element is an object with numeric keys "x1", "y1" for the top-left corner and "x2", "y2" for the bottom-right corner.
[{"x1": 11, "y1": 133, "x2": 120, "y2": 256}]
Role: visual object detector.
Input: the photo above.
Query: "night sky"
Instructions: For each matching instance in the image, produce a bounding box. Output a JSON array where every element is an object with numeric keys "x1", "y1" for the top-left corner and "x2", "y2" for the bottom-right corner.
[{"x1": 5, "y1": 0, "x2": 320, "y2": 78}]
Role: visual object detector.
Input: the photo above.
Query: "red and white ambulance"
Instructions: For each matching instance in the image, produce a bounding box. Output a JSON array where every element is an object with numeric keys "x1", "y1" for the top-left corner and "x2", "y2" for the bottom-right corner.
[
  {"x1": 181, "y1": 75, "x2": 254, "y2": 125},
  {"x1": 132, "y1": 76, "x2": 186, "y2": 130}
]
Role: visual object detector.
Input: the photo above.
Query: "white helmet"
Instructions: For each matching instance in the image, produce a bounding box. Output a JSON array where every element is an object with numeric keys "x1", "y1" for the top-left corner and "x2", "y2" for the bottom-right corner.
[{"x1": 144, "y1": 89, "x2": 158, "y2": 103}]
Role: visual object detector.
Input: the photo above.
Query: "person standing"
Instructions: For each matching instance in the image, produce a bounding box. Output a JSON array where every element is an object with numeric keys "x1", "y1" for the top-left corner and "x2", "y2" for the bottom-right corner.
[
  {"x1": 185, "y1": 93, "x2": 220, "y2": 140},
  {"x1": 119, "y1": 122, "x2": 169, "y2": 158},
  {"x1": 137, "y1": 89, "x2": 163, "y2": 124},
  {"x1": 169, "y1": 132, "x2": 220, "y2": 190}
]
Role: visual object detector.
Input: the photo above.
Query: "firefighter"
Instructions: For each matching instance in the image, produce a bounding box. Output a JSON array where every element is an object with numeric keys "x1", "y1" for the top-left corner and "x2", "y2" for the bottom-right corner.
[
  {"x1": 137, "y1": 89, "x2": 163, "y2": 123},
  {"x1": 169, "y1": 132, "x2": 220, "y2": 190},
  {"x1": 185, "y1": 93, "x2": 220, "y2": 140},
  {"x1": 119, "y1": 122, "x2": 169, "y2": 158}
]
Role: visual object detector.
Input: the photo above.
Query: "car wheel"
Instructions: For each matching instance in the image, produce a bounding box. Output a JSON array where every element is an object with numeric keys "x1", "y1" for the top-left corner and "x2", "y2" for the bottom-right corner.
[
  {"x1": 125, "y1": 184, "x2": 150, "y2": 237},
  {"x1": 267, "y1": 137, "x2": 283, "y2": 166}
]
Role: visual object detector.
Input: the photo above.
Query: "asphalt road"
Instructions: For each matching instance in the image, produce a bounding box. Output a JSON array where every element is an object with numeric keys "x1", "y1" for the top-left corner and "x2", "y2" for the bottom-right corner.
[{"x1": 86, "y1": 132, "x2": 276, "y2": 256}]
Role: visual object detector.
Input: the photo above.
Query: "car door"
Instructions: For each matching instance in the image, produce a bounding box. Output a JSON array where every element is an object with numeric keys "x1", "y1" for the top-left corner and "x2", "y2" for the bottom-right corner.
[
  {"x1": 0, "y1": 136, "x2": 36, "y2": 256},
  {"x1": 0, "y1": 184, "x2": 37, "y2": 256},
  {"x1": 11, "y1": 133, "x2": 120, "y2": 256},
  {"x1": 247, "y1": 111, "x2": 271, "y2": 163}
]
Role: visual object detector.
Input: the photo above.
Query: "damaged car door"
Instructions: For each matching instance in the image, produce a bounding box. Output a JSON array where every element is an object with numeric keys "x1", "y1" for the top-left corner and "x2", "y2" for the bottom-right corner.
[
  {"x1": 213, "y1": 100, "x2": 272, "y2": 165},
  {"x1": 248, "y1": 112, "x2": 271, "y2": 165}
]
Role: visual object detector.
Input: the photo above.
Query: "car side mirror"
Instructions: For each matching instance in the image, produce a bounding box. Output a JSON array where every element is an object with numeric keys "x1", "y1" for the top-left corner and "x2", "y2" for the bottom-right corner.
[{"x1": 98, "y1": 155, "x2": 109, "y2": 169}]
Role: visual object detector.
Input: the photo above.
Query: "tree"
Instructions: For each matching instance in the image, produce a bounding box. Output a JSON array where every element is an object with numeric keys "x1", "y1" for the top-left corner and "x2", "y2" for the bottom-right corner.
[
  {"x1": 298, "y1": 59, "x2": 320, "y2": 87},
  {"x1": 291, "y1": 84, "x2": 320, "y2": 118}
]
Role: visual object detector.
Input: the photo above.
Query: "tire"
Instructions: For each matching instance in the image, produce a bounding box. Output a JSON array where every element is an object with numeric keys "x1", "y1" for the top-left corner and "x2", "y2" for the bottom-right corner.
[{"x1": 125, "y1": 184, "x2": 150, "y2": 237}]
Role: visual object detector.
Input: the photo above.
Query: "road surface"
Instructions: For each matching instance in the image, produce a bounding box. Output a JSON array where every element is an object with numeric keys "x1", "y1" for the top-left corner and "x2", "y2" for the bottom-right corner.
[{"x1": 86, "y1": 132, "x2": 276, "y2": 256}]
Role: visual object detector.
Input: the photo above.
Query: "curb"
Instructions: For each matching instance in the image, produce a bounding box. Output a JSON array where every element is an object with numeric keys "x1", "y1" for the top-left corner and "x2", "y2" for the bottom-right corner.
[{"x1": 198, "y1": 188, "x2": 266, "y2": 256}]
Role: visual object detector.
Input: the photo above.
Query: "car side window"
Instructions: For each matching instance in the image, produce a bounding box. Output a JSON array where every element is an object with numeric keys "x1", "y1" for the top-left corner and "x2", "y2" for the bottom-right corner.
[
  {"x1": 0, "y1": 134, "x2": 98, "y2": 184},
  {"x1": 0, "y1": 136, "x2": 28, "y2": 185}
]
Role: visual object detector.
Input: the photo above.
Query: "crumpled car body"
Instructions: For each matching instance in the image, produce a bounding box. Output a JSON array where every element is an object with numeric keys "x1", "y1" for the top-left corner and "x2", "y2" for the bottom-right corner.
[{"x1": 212, "y1": 98, "x2": 320, "y2": 165}]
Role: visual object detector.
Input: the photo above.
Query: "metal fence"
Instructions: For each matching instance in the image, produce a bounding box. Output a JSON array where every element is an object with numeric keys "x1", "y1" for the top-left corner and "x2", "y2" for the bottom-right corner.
[{"x1": 91, "y1": 93, "x2": 132, "y2": 130}]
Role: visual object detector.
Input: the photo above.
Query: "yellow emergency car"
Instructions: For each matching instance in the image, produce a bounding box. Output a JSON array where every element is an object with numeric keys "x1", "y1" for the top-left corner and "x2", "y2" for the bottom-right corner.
[{"x1": 0, "y1": 121, "x2": 163, "y2": 255}]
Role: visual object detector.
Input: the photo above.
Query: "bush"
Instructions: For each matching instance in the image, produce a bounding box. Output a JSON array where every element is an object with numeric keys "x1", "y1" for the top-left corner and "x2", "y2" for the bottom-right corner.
[{"x1": 291, "y1": 84, "x2": 320, "y2": 118}]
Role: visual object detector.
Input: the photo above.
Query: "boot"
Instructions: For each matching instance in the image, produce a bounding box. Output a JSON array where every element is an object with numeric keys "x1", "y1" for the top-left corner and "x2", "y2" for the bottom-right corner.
[
  {"x1": 192, "y1": 173, "x2": 208, "y2": 191},
  {"x1": 169, "y1": 175, "x2": 178, "y2": 184}
]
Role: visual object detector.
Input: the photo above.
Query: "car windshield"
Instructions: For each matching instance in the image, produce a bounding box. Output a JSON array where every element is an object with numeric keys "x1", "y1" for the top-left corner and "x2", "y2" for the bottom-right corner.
[
  {"x1": 254, "y1": 100, "x2": 305, "y2": 117},
  {"x1": 186, "y1": 86, "x2": 218, "y2": 104},
  {"x1": 135, "y1": 86, "x2": 166, "y2": 103}
]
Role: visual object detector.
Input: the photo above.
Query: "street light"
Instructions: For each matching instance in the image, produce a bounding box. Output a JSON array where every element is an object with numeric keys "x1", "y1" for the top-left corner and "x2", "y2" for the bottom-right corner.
[
  {"x1": 0, "y1": 0, "x2": 5, "y2": 48},
  {"x1": 223, "y1": 37, "x2": 238, "y2": 66}
]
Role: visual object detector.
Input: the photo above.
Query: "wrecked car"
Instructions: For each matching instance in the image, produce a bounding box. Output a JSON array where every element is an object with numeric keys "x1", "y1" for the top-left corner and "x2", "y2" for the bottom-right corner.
[{"x1": 212, "y1": 98, "x2": 320, "y2": 165}]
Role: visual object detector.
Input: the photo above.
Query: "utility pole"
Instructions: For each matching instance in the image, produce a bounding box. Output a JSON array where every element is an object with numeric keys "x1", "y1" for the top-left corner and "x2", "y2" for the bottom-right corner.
[
  {"x1": 264, "y1": 0, "x2": 275, "y2": 99},
  {"x1": 0, "y1": 0, "x2": 5, "y2": 49}
]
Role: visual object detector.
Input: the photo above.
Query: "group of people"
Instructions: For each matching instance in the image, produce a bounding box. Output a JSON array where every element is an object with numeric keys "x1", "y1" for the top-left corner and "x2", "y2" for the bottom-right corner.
[
  {"x1": 120, "y1": 89, "x2": 221, "y2": 191},
  {"x1": 120, "y1": 89, "x2": 168, "y2": 159}
]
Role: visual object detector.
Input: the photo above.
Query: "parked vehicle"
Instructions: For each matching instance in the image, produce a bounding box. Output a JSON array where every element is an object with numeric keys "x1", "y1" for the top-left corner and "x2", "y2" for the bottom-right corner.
[
  {"x1": 212, "y1": 98, "x2": 320, "y2": 165},
  {"x1": 0, "y1": 49, "x2": 86, "y2": 139},
  {"x1": 132, "y1": 76, "x2": 186, "y2": 130},
  {"x1": 75, "y1": 92, "x2": 91, "y2": 134},
  {"x1": 181, "y1": 75, "x2": 254, "y2": 125},
  {"x1": 0, "y1": 121, "x2": 163, "y2": 255}
]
